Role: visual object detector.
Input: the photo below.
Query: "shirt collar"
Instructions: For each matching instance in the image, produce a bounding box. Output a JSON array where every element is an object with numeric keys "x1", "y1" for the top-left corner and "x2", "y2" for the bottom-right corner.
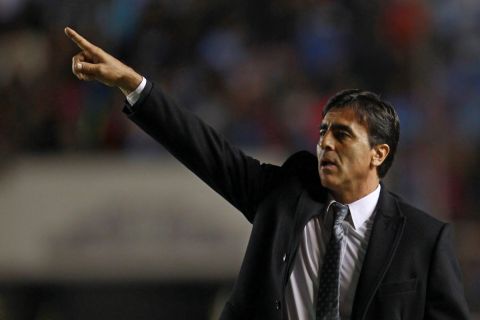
[
  {"x1": 346, "y1": 184, "x2": 381, "y2": 229},
  {"x1": 326, "y1": 184, "x2": 381, "y2": 230}
]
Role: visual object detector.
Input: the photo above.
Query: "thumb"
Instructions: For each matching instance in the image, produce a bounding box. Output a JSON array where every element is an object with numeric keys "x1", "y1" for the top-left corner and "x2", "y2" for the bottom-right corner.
[{"x1": 75, "y1": 61, "x2": 100, "y2": 76}]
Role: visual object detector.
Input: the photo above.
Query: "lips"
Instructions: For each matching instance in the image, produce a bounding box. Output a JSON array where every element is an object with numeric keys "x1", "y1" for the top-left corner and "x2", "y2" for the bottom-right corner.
[
  {"x1": 320, "y1": 158, "x2": 338, "y2": 170},
  {"x1": 321, "y1": 159, "x2": 335, "y2": 166},
  {"x1": 321, "y1": 158, "x2": 337, "y2": 165}
]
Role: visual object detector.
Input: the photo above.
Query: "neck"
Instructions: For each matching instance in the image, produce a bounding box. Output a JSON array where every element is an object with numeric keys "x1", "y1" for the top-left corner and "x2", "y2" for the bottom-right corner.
[{"x1": 331, "y1": 178, "x2": 380, "y2": 204}]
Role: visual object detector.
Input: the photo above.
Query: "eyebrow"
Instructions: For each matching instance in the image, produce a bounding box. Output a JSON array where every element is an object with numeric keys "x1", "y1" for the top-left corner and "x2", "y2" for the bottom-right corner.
[{"x1": 319, "y1": 123, "x2": 355, "y2": 135}]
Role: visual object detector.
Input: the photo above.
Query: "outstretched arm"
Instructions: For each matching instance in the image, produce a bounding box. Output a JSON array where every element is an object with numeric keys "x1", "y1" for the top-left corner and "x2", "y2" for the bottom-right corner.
[{"x1": 64, "y1": 27, "x2": 282, "y2": 221}]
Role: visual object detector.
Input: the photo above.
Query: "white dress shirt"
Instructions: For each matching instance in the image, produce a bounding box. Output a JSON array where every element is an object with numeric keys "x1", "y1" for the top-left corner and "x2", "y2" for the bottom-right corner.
[
  {"x1": 126, "y1": 76, "x2": 147, "y2": 106},
  {"x1": 285, "y1": 184, "x2": 381, "y2": 320}
]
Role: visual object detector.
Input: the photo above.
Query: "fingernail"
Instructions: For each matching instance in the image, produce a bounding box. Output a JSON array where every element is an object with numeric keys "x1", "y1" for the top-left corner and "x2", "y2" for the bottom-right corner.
[{"x1": 76, "y1": 63, "x2": 82, "y2": 70}]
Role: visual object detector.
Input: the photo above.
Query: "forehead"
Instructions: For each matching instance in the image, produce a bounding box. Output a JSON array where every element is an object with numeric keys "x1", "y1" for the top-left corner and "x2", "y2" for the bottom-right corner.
[{"x1": 322, "y1": 107, "x2": 367, "y2": 129}]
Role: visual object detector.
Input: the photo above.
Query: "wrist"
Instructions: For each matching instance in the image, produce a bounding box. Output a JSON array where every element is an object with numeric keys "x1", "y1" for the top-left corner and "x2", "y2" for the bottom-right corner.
[{"x1": 119, "y1": 68, "x2": 143, "y2": 96}]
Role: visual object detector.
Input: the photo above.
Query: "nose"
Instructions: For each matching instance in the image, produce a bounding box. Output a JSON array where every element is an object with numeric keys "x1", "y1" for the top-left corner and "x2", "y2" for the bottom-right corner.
[{"x1": 318, "y1": 130, "x2": 334, "y2": 151}]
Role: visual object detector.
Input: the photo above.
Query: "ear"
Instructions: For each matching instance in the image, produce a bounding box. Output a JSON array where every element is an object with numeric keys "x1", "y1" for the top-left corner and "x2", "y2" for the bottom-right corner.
[{"x1": 371, "y1": 143, "x2": 390, "y2": 168}]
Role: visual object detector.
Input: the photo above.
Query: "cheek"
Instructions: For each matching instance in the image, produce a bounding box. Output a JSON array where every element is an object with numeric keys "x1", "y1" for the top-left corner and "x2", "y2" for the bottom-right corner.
[{"x1": 344, "y1": 147, "x2": 372, "y2": 171}]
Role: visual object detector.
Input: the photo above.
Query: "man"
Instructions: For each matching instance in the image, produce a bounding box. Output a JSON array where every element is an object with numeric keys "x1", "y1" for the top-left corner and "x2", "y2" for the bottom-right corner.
[{"x1": 65, "y1": 27, "x2": 470, "y2": 319}]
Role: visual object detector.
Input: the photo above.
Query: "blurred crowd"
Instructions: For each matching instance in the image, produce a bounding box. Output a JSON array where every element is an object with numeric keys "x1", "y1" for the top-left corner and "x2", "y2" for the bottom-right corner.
[
  {"x1": 0, "y1": 0, "x2": 479, "y2": 311},
  {"x1": 2, "y1": 0, "x2": 479, "y2": 217}
]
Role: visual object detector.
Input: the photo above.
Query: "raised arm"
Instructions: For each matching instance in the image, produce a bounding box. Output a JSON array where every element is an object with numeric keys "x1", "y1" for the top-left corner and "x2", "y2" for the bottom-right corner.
[{"x1": 65, "y1": 27, "x2": 282, "y2": 221}]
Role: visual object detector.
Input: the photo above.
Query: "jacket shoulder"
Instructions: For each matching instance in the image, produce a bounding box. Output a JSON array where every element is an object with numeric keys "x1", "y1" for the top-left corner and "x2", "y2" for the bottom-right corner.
[
  {"x1": 280, "y1": 151, "x2": 324, "y2": 197},
  {"x1": 388, "y1": 191, "x2": 446, "y2": 229},
  {"x1": 281, "y1": 151, "x2": 318, "y2": 180},
  {"x1": 282, "y1": 150, "x2": 317, "y2": 170}
]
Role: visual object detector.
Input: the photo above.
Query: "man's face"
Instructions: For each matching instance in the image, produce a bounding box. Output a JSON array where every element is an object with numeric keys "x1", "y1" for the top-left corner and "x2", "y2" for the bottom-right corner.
[{"x1": 317, "y1": 107, "x2": 377, "y2": 194}]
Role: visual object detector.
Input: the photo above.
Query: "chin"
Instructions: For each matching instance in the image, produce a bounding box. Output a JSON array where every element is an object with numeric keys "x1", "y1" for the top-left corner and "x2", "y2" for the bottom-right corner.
[{"x1": 319, "y1": 172, "x2": 338, "y2": 191}]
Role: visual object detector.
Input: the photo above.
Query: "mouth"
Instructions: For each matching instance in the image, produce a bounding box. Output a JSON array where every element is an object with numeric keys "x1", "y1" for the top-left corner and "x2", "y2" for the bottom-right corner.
[{"x1": 320, "y1": 159, "x2": 338, "y2": 170}]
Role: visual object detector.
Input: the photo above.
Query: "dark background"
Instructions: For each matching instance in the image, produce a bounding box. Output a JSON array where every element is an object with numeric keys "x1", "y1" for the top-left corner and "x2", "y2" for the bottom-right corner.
[{"x1": 0, "y1": 0, "x2": 479, "y2": 318}]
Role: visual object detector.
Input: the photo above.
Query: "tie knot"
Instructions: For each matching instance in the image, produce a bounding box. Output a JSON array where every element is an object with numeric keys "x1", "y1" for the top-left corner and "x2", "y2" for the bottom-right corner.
[{"x1": 331, "y1": 202, "x2": 349, "y2": 223}]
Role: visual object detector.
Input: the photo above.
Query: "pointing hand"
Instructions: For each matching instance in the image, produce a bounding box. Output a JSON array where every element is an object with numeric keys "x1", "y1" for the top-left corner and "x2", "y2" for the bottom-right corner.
[{"x1": 64, "y1": 27, "x2": 142, "y2": 95}]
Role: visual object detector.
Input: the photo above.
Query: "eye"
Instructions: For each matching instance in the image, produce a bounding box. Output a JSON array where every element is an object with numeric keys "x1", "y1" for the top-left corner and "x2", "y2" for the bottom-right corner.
[
  {"x1": 334, "y1": 130, "x2": 349, "y2": 140},
  {"x1": 319, "y1": 129, "x2": 326, "y2": 137}
]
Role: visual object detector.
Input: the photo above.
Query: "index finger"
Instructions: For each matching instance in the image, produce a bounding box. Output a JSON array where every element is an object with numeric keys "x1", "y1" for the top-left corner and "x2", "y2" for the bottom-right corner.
[{"x1": 64, "y1": 27, "x2": 95, "y2": 51}]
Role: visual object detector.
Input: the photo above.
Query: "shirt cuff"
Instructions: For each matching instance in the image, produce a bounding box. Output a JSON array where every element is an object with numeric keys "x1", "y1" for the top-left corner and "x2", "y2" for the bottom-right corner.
[{"x1": 126, "y1": 77, "x2": 147, "y2": 106}]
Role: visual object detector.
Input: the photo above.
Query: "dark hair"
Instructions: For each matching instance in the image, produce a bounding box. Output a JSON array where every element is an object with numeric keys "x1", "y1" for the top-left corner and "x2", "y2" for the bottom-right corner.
[{"x1": 322, "y1": 89, "x2": 400, "y2": 178}]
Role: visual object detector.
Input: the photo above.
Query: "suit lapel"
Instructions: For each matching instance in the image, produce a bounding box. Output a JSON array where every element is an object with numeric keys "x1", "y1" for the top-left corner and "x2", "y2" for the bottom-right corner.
[
  {"x1": 350, "y1": 186, "x2": 406, "y2": 320},
  {"x1": 296, "y1": 186, "x2": 329, "y2": 231},
  {"x1": 284, "y1": 186, "x2": 328, "y2": 287}
]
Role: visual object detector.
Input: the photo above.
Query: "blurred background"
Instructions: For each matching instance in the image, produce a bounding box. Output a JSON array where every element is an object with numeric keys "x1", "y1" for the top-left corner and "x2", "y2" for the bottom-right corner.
[{"x1": 0, "y1": 0, "x2": 479, "y2": 318}]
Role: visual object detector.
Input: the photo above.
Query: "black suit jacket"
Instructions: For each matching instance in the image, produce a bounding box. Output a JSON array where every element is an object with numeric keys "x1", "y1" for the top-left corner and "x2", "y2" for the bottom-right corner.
[{"x1": 123, "y1": 81, "x2": 470, "y2": 320}]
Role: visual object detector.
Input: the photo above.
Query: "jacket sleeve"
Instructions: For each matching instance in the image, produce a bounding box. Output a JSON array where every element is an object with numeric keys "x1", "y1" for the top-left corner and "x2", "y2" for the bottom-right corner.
[
  {"x1": 424, "y1": 223, "x2": 471, "y2": 319},
  {"x1": 123, "y1": 80, "x2": 282, "y2": 223}
]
